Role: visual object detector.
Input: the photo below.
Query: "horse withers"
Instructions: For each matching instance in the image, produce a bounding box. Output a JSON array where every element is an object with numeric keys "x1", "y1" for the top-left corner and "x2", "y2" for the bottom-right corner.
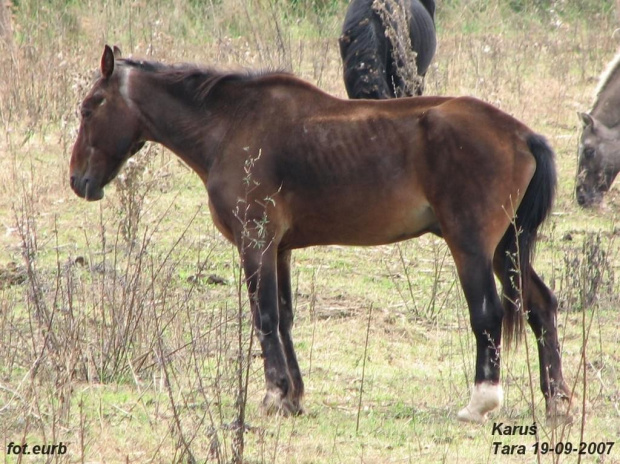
[
  {"x1": 70, "y1": 45, "x2": 573, "y2": 424},
  {"x1": 576, "y1": 52, "x2": 620, "y2": 207},
  {"x1": 339, "y1": 0, "x2": 436, "y2": 99}
]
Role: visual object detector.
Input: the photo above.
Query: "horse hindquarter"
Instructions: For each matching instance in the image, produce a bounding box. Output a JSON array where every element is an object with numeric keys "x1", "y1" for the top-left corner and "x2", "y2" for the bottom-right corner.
[{"x1": 415, "y1": 98, "x2": 546, "y2": 422}]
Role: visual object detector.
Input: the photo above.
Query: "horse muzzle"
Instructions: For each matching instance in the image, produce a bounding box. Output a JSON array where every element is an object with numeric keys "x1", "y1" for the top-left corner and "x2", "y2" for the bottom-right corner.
[
  {"x1": 575, "y1": 187, "x2": 601, "y2": 208},
  {"x1": 70, "y1": 174, "x2": 105, "y2": 201}
]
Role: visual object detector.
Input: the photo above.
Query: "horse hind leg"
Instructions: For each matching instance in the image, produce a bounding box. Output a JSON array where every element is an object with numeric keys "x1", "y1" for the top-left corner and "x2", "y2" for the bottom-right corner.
[
  {"x1": 524, "y1": 267, "x2": 575, "y2": 425},
  {"x1": 451, "y1": 251, "x2": 505, "y2": 423},
  {"x1": 493, "y1": 244, "x2": 575, "y2": 426}
]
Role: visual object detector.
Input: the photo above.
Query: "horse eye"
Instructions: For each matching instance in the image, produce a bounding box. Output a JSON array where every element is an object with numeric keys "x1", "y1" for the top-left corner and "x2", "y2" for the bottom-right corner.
[
  {"x1": 80, "y1": 96, "x2": 106, "y2": 119},
  {"x1": 582, "y1": 147, "x2": 595, "y2": 159},
  {"x1": 80, "y1": 106, "x2": 92, "y2": 119}
]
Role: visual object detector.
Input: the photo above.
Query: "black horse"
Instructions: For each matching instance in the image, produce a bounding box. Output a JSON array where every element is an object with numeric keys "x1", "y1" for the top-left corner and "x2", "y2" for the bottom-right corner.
[{"x1": 339, "y1": 0, "x2": 436, "y2": 98}]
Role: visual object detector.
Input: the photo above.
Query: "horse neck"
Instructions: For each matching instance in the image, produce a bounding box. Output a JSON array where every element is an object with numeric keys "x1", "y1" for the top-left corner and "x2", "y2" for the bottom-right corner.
[{"x1": 125, "y1": 66, "x2": 230, "y2": 178}]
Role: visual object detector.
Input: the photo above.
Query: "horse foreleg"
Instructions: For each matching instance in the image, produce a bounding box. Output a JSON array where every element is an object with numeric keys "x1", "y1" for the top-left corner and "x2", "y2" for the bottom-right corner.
[
  {"x1": 454, "y1": 256, "x2": 505, "y2": 423},
  {"x1": 525, "y1": 267, "x2": 574, "y2": 425},
  {"x1": 242, "y1": 246, "x2": 297, "y2": 416},
  {"x1": 277, "y1": 249, "x2": 304, "y2": 414}
]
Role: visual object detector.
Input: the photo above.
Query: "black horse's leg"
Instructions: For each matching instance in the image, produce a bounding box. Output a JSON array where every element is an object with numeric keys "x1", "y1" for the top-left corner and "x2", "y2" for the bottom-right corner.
[
  {"x1": 525, "y1": 267, "x2": 573, "y2": 423},
  {"x1": 242, "y1": 245, "x2": 296, "y2": 415},
  {"x1": 277, "y1": 249, "x2": 304, "y2": 413},
  {"x1": 454, "y1": 254, "x2": 505, "y2": 423}
]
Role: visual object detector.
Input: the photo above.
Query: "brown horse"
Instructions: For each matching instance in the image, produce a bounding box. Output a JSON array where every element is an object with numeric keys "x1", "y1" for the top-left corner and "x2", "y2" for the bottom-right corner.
[{"x1": 70, "y1": 46, "x2": 572, "y2": 423}]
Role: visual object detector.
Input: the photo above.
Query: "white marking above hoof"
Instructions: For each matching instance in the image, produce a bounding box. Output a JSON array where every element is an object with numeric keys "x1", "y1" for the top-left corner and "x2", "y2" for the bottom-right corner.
[{"x1": 457, "y1": 382, "x2": 503, "y2": 423}]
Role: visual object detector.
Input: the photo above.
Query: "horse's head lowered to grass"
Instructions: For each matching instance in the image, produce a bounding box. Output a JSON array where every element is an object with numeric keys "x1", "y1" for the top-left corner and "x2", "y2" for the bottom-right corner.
[
  {"x1": 576, "y1": 112, "x2": 620, "y2": 207},
  {"x1": 575, "y1": 52, "x2": 620, "y2": 207}
]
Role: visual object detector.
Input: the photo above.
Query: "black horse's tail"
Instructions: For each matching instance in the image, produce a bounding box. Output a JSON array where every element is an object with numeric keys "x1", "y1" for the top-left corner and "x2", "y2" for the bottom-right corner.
[
  {"x1": 499, "y1": 134, "x2": 557, "y2": 349},
  {"x1": 339, "y1": 0, "x2": 393, "y2": 99}
]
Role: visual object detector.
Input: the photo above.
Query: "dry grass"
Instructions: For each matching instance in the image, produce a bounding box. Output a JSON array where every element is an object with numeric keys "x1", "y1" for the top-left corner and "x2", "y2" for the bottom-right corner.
[{"x1": 0, "y1": 0, "x2": 619, "y2": 463}]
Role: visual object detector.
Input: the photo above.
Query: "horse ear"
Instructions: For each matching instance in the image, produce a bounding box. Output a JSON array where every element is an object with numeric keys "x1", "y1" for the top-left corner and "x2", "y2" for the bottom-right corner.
[
  {"x1": 578, "y1": 112, "x2": 594, "y2": 130},
  {"x1": 113, "y1": 45, "x2": 122, "y2": 59},
  {"x1": 101, "y1": 45, "x2": 115, "y2": 79}
]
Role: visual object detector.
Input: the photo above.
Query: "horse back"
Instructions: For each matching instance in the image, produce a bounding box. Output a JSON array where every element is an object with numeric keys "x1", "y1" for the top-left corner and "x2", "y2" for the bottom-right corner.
[
  {"x1": 207, "y1": 87, "x2": 537, "y2": 254},
  {"x1": 207, "y1": 91, "x2": 450, "y2": 248}
]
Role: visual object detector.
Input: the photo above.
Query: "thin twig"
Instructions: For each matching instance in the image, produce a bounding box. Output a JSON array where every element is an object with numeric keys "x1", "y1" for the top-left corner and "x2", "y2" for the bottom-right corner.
[{"x1": 356, "y1": 304, "x2": 373, "y2": 434}]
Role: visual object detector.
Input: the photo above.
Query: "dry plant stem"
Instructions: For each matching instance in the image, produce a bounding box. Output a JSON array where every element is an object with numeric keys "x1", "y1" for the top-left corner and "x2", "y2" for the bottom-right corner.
[
  {"x1": 157, "y1": 325, "x2": 196, "y2": 464},
  {"x1": 373, "y1": 0, "x2": 422, "y2": 96},
  {"x1": 307, "y1": 266, "x2": 319, "y2": 377},
  {"x1": 576, "y1": 303, "x2": 596, "y2": 464},
  {"x1": 522, "y1": 318, "x2": 542, "y2": 464},
  {"x1": 79, "y1": 397, "x2": 86, "y2": 464},
  {"x1": 233, "y1": 252, "x2": 255, "y2": 463},
  {"x1": 356, "y1": 304, "x2": 373, "y2": 434},
  {"x1": 396, "y1": 243, "x2": 420, "y2": 316},
  {"x1": 427, "y1": 243, "x2": 452, "y2": 320}
]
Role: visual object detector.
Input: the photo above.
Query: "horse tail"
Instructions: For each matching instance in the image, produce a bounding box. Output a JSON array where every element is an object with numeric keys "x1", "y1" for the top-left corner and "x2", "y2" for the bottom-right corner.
[
  {"x1": 339, "y1": 0, "x2": 393, "y2": 99},
  {"x1": 499, "y1": 133, "x2": 557, "y2": 349}
]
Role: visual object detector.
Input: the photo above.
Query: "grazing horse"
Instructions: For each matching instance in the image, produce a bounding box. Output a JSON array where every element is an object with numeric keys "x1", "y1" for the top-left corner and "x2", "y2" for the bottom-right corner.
[
  {"x1": 339, "y1": 0, "x2": 436, "y2": 98},
  {"x1": 576, "y1": 52, "x2": 620, "y2": 207},
  {"x1": 70, "y1": 46, "x2": 572, "y2": 423}
]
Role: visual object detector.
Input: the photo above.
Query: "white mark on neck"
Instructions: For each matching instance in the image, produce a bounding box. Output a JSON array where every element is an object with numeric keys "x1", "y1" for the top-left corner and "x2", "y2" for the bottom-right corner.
[{"x1": 119, "y1": 65, "x2": 133, "y2": 106}]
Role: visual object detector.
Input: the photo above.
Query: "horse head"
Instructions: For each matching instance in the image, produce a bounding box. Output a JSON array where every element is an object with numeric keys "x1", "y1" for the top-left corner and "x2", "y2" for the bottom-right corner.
[
  {"x1": 70, "y1": 45, "x2": 145, "y2": 201},
  {"x1": 575, "y1": 112, "x2": 620, "y2": 207}
]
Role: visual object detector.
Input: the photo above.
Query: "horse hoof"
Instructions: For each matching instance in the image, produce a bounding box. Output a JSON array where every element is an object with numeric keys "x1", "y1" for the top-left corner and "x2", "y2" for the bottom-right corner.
[
  {"x1": 457, "y1": 382, "x2": 503, "y2": 423},
  {"x1": 546, "y1": 411, "x2": 573, "y2": 428},
  {"x1": 545, "y1": 395, "x2": 589, "y2": 428},
  {"x1": 457, "y1": 407, "x2": 487, "y2": 423},
  {"x1": 262, "y1": 391, "x2": 303, "y2": 417}
]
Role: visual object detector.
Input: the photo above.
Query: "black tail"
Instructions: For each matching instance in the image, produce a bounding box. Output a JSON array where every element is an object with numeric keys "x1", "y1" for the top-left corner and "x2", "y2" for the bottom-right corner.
[
  {"x1": 499, "y1": 134, "x2": 557, "y2": 349},
  {"x1": 339, "y1": 0, "x2": 393, "y2": 99}
]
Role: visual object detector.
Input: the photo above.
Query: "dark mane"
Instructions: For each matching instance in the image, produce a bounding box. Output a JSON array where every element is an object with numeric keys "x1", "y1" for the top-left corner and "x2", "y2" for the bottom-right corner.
[{"x1": 118, "y1": 58, "x2": 292, "y2": 104}]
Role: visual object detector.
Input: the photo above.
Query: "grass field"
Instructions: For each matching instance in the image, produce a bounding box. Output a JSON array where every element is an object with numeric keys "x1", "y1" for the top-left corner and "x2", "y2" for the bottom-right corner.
[{"x1": 0, "y1": 0, "x2": 619, "y2": 463}]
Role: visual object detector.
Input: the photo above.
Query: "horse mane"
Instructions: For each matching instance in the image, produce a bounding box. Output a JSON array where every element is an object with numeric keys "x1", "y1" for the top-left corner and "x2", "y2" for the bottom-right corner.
[
  {"x1": 119, "y1": 58, "x2": 293, "y2": 104},
  {"x1": 592, "y1": 50, "x2": 620, "y2": 110}
]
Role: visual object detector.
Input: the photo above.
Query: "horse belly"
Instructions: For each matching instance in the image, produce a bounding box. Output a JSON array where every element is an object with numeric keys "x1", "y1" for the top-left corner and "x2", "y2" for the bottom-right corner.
[
  {"x1": 284, "y1": 188, "x2": 437, "y2": 248},
  {"x1": 362, "y1": 200, "x2": 437, "y2": 244}
]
